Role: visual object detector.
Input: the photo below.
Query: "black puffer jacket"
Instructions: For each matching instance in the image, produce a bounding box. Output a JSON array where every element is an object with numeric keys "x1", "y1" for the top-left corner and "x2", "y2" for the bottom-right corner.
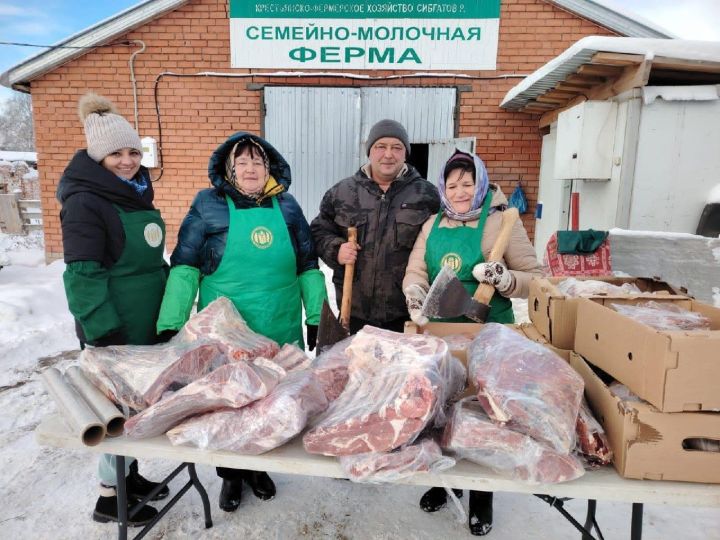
[
  {"x1": 311, "y1": 164, "x2": 440, "y2": 323},
  {"x1": 57, "y1": 150, "x2": 156, "y2": 266},
  {"x1": 170, "y1": 132, "x2": 317, "y2": 275}
]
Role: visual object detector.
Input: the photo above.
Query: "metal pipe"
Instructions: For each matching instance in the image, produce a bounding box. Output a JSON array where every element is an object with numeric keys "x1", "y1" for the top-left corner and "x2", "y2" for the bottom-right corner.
[
  {"x1": 40, "y1": 367, "x2": 105, "y2": 446},
  {"x1": 570, "y1": 191, "x2": 580, "y2": 231},
  {"x1": 66, "y1": 366, "x2": 125, "y2": 437}
]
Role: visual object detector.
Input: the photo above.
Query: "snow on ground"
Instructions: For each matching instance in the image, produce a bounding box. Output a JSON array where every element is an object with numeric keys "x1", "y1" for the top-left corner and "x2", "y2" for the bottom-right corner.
[{"x1": 0, "y1": 238, "x2": 718, "y2": 539}]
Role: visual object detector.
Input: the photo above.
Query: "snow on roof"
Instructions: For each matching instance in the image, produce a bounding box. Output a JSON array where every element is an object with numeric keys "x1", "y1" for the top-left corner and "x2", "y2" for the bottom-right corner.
[
  {"x1": 609, "y1": 227, "x2": 709, "y2": 239},
  {"x1": 642, "y1": 85, "x2": 720, "y2": 105},
  {"x1": 0, "y1": 151, "x2": 37, "y2": 163},
  {"x1": 501, "y1": 37, "x2": 720, "y2": 110}
]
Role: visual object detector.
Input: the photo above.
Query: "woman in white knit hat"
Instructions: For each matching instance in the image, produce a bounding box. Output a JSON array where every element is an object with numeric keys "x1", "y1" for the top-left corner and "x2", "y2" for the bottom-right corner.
[{"x1": 57, "y1": 93, "x2": 172, "y2": 526}]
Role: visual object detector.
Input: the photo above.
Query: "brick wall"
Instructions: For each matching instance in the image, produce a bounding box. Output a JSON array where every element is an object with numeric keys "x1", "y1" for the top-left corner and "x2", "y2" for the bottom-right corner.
[{"x1": 31, "y1": 0, "x2": 616, "y2": 260}]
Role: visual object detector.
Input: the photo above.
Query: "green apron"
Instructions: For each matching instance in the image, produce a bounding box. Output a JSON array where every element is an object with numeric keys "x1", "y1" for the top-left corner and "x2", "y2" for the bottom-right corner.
[
  {"x1": 108, "y1": 206, "x2": 167, "y2": 345},
  {"x1": 198, "y1": 196, "x2": 303, "y2": 347},
  {"x1": 425, "y1": 195, "x2": 514, "y2": 324}
]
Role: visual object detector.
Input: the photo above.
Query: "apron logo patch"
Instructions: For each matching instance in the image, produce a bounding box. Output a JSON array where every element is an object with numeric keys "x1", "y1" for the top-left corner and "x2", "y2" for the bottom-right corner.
[
  {"x1": 251, "y1": 226, "x2": 273, "y2": 249},
  {"x1": 144, "y1": 223, "x2": 163, "y2": 248},
  {"x1": 441, "y1": 253, "x2": 462, "y2": 272}
]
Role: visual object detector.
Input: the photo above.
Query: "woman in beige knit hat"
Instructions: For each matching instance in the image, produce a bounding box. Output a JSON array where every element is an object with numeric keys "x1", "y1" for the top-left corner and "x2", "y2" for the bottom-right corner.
[{"x1": 56, "y1": 93, "x2": 172, "y2": 527}]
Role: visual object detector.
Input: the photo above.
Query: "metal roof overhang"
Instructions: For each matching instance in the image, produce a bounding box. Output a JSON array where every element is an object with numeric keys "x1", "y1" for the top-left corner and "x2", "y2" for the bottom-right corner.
[{"x1": 500, "y1": 37, "x2": 720, "y2": 126}]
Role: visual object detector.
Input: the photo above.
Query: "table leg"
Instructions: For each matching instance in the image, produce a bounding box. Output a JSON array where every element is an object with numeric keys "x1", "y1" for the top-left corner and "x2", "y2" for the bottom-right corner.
[
  {"x1": 582, "y1": 500, "x2": 597, "y2": 540},
  {"x1": 188, "y1": 463, "x2": 213, "y2": 528},
  {"x1": 534, "y1": 495, "x2": 597, "y2": 539},
  {"x1": 115, "y1": 455, "x2": 128, "y2": 540},
  {"x1": 631, "y1": 503, "x2": 644, "y2": 540}
]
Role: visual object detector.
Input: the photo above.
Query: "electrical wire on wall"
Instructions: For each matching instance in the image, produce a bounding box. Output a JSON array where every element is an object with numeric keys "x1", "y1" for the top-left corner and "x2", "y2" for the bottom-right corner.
[
  {"x1": 150, "y1": 70, "x2": 530, "y2": 182},
  {"x1": 2, "y1": 39, "x2": 531, "y2": 184},
  {"x1": 128, "y1": 40, "x2": 146, "y2": 131}
]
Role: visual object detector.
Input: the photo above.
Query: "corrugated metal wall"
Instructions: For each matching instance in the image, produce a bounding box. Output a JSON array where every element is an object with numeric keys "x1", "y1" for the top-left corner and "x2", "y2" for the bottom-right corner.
[
  {"x1": 265, "y1": 87, "x2": 457, "y2": 220},
  {"x1": 360, "y1": 87, "x2": 456, "y2": 147}
]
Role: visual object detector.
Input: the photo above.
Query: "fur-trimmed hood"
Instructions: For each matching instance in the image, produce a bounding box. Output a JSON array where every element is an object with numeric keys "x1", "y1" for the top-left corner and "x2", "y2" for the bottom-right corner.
[{"x1": 207, "y1": 132, "x2": 292, "y2": 195}]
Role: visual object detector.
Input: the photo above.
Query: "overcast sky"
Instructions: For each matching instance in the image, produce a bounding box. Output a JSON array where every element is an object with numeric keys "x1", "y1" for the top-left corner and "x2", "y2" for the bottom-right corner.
[
  {"x1": 594, "y1": 0, "x2": 720, "y2": 40},
  {"x1": 1, "y1": 0, "x2": 719, "y2": 105}
]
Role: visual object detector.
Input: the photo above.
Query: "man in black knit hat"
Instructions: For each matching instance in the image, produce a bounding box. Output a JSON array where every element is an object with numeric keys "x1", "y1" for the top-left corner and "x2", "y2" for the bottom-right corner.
[{"x1": 311, "y1": 119, "x2": 440, "y2": 333}]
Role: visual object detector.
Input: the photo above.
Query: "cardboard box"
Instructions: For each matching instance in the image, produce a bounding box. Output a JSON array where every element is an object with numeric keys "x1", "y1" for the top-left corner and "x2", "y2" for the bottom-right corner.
[
  {"x1": 574, "y1": 297, "x2": 720, "y2": 412},
  {"x1": 570, "y1": 353, "x2": 720, "y2": 484},
  {"x1": 528, "y1": 276, "x2": 685, "y2": 350},
  {"x1": 404, "y1": 321, "x2": 482, "y2": 398},
  {"x1": 516, "y1": 323, "x2": 572, "y2": 363},
  {"x1": 403, "y1": 320, "x2": 482, "y2": 366}
]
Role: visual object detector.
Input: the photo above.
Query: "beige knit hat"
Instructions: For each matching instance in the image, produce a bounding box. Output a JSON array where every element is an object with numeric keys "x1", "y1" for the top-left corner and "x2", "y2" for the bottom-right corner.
[{"x1": 78, "y1": 93, "x2": 142, "y2": 162}]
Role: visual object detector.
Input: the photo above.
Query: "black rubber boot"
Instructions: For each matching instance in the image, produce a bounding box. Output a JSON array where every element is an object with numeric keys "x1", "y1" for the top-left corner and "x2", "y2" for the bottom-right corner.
[
  {"x1": 244, "y1": 471, "x2": 276, "y2": 500},
  {"x1": 419, "y1": 487, "x2": 464, "y2": 512},
  {"x1": 219, "y1": 479, "x2": 243, "y2": 512},
  {"x1": 468, "y1": 490, "x2": 493, "y2": 536},
  {"x1": 127, "y1": 461, "x2": 169, "y2": 501},
  {"x1": 93, "y1": 495, "x2": 158, "y2": 527}
]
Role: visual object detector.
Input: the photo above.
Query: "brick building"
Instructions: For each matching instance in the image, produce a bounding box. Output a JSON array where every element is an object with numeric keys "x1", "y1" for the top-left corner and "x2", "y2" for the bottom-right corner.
[{"x1": 0, "y1": 0, "x2": 669, "y2": 261}]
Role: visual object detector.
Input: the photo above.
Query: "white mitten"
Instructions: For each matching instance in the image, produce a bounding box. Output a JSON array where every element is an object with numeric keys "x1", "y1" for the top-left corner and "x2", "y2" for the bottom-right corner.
[
  {"x1": 403, "y1": 284, "x2": 430, "y2": 326},
  {"x1": 472, "y1": 261, "x2": 515, "y2": 296}
]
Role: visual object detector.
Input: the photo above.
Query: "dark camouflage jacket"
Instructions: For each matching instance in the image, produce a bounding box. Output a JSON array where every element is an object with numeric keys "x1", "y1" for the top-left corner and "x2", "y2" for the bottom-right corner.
[{"x1": 311, "y1": 164, "x2": 440, "y2": 323}]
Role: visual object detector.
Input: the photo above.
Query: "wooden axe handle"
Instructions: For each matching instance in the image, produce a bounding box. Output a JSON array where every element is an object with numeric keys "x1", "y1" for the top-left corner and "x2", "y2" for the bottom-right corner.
[
  {"x1": 339, "y1": 227, "x2": 357, "y2": 330},
  {"x1": 473, "y1": 208, "x2": 520, "y2": 305}
]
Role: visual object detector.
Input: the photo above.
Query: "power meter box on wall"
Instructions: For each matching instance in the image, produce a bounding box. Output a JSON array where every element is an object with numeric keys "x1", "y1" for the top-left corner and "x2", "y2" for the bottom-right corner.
[{"x1": 141, "y1": 136, "x2": 158, "y2": 168}]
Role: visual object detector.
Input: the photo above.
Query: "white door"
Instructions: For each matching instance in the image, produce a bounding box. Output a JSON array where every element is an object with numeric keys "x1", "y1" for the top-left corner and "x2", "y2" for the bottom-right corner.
[{"x1": 534, "y1": 124, "x2": 571, "y2": 260}]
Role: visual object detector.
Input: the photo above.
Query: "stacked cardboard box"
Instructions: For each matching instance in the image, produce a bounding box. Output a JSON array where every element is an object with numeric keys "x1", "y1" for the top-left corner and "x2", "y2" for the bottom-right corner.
[
  {"x1": 528, "y1": 276, "x2": 685, "y2": 349},
  {"x1": 572, "y1": 296, "x2": 720, "y2": 483},
  {"x1": 405, "y1": 276, "x2": 720, "y2": 483}
]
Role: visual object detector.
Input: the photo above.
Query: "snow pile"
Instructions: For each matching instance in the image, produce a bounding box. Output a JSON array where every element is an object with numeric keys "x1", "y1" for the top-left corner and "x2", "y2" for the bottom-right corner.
[
  {"x1": 0, "y1": 231, "x2": 46, "y2": 266},
  {"x1": 0, "y1": 260, "x2": 76, "y2": 385}
]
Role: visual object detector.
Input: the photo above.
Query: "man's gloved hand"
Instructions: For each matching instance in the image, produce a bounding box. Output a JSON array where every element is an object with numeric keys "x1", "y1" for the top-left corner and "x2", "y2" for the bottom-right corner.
[
  {"x1": 306, "y1": 324, "x2": 318, "y2": 351},
  {"x1": 88, "y1": 329, "x2": 126, "y2": 347},
  {"x1": 472, "y1": 261, "x2": 516, "y2": 296},
  {"x1": 403, "y1": 283, "x2": 430, "y2": 326}
]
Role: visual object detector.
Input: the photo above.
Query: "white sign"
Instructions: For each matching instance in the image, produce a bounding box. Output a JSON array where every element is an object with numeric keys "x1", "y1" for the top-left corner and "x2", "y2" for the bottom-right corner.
[{"x1": 229, "y1": 1, "x2": 501, "y2": 71}]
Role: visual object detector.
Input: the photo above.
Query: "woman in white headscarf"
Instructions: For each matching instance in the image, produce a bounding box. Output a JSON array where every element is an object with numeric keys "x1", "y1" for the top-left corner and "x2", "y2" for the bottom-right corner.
[{"x1": 403, "y1": 149, "x2": 542, "y2": 536}]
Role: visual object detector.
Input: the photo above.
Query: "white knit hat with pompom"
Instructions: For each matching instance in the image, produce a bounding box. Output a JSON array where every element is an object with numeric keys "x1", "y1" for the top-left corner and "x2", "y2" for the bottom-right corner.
[{"x1": 78, "y1": 93, "x2": 142, "y2": 162}]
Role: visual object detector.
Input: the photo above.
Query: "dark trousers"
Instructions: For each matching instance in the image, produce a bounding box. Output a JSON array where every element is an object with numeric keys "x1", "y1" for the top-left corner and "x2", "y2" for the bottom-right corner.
[
  {"x1": 349, "y1": 316, "x2": 407, "y2": 335},
  {"x1": 216, "y1": 467, "x2": 246, "y2": 480}
]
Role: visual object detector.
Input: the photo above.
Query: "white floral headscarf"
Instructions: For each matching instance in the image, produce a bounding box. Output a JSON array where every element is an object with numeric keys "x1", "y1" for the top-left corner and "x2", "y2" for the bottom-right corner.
[{"x1": 438, "y1": 149, "x2": 490, "y2": 222}]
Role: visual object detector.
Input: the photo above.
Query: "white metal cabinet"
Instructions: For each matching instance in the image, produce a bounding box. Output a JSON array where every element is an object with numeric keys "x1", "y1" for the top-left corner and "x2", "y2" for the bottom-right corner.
[{"x1": 554, "y1": 101, "x2": 618, "y2": 180}]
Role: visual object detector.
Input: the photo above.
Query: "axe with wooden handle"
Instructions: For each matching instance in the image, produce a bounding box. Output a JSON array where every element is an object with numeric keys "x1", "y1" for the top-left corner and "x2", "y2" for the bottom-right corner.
[
  {"x1": 317, "y1": 227, "x2": 357, "y2": 351},
  {"x1": 422, "y1": 208, "x2": 519, "y2": 322}
]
